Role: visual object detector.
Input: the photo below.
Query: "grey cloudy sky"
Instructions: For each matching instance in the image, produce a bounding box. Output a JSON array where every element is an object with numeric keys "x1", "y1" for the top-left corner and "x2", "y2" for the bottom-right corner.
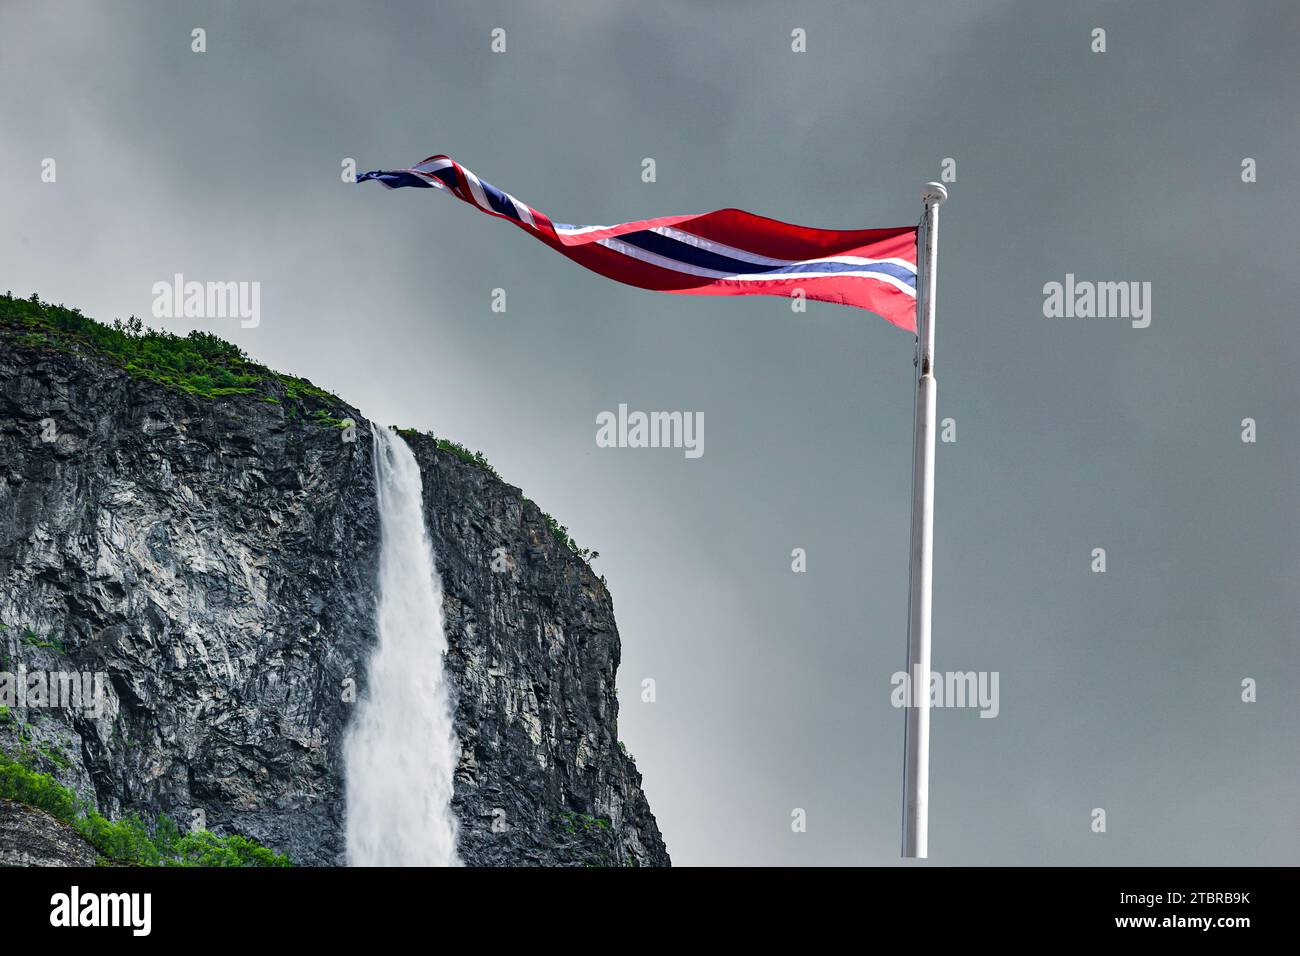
[{"x1": 2, "y1": 0, "x2": 1297, "y2": 865}]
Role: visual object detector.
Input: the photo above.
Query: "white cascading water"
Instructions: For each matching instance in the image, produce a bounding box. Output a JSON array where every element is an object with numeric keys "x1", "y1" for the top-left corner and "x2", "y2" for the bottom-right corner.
[{"x1": 344, "y1": 424, "x2": 460, "y2": 866}]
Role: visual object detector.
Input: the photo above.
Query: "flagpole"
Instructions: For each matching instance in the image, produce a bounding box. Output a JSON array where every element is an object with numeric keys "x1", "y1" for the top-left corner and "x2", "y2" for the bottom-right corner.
[{"x1": 902, "y1": 181, "x2": 946, "y2": 859}]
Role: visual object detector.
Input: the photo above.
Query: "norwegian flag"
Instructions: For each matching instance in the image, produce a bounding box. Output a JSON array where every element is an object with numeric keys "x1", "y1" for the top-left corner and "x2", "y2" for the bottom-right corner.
[{"x1": 357, "y1": 155, "x2": 920, "y2": 332}]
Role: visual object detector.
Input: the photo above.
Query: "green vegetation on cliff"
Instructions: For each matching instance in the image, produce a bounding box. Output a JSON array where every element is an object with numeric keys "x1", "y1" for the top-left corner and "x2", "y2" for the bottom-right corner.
[
  {"x1": 1, "y1": 292, "x2": 601, "y2": 568},
  {"x1": 0, "y1": 292, "x2": 347, "y2": 420},
  {"x1": 0, "y1": 749, "x2": 290, "y2": 867},
  {"x1": 395, "y1": 428, "x2": 600, "y2": 565},
  {"x1": 396, "y1": 428, "x2": 504, "y2": 480}
]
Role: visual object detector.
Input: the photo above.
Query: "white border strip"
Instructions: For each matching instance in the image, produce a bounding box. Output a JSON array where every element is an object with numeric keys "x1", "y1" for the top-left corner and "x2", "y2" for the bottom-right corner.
[{"x1": 598, "y1": 237, "x2": 917, "y2": 296}]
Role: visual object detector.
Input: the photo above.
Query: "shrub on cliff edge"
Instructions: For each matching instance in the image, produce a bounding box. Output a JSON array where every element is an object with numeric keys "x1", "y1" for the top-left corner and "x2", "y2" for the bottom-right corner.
[{"x1": 0, "y1": 750, "x2": 290, "y2": 867}]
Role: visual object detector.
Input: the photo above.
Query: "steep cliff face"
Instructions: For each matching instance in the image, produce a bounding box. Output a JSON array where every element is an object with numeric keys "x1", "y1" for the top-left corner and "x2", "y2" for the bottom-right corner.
[
  {"x1": 407, "y1": 434, "x2": 664, "y2": 866},
  {"x1": 0, "y1": 799, "x2": 97, "y2": 866},
  {"x1": 0, "y1": 300, "x2": 667, "y2": 866}
]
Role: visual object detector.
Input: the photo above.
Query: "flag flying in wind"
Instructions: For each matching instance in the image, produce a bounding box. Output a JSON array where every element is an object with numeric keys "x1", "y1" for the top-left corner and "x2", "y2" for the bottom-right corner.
[{"x1": 357, "y1": 155, "x2": 920, "y2": 331}]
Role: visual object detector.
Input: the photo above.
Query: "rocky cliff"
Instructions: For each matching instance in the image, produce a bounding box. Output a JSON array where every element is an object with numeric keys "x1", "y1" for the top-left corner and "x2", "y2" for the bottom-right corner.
[
  {"x1": 0, "y1": 799, "x2": 97, "y2": 867},
  {"x1": 0, "y1": 296, "x2": 668, "y2": 866}
]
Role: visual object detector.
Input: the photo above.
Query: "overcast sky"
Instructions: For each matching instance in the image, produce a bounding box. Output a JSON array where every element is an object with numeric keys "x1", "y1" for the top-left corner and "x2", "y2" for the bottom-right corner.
[{"x1": 2, "y1": 0, "x2": 1296, "y2": 865}]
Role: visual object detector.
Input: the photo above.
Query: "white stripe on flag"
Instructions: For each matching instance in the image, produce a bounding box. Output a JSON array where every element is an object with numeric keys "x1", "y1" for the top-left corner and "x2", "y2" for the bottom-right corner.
[
  {"x1": 408, "y1": 170, "x2": 448, "y2": 190},
  {"x1": 506, "y1": 194, "x2": 536, "y2": 226},
  {"x1": 597, "y1": 237, "x2": 917, "y2": 296},
  {"x1": 462, "y1": 169, "x2": 492, "y2": 211},
  {"x1": 652, "y1": 225, "x2": 917, "y2": 274},
  {"x1": 554, "y1": 224, "x2": 616, "y2": 236},
  {"x1": 414, "y1": 158, "x2": 455, "y2": 174}
]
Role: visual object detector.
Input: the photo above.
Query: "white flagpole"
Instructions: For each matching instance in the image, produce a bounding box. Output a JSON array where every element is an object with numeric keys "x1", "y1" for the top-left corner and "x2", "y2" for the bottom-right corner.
[{"x1": 902, "y1": 181, "x2": 946, "y2": 859}]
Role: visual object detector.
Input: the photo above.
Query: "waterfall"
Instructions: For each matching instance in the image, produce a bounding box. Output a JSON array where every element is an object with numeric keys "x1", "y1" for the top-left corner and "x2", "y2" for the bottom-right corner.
[{"x1": 344, "y1": 424, "x2": 460, "y2": 866}]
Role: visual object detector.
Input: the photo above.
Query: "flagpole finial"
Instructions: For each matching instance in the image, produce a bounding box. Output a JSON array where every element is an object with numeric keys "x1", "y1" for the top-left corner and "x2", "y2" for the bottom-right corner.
[{"x1": 922, "y1": 182, "x2": 947, "y2": 206}]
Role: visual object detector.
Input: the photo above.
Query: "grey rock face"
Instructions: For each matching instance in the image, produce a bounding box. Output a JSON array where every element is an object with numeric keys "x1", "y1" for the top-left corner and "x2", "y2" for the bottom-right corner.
[
  {"x1": 0, "y1": 329, "x2": 667, "y2": 866},
  {"x1": 407, "y1": 434, "x2": 666, "y2": 866},
  {"x1": 0, "y1": 799, "x2": 97, "y2": 866}
]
